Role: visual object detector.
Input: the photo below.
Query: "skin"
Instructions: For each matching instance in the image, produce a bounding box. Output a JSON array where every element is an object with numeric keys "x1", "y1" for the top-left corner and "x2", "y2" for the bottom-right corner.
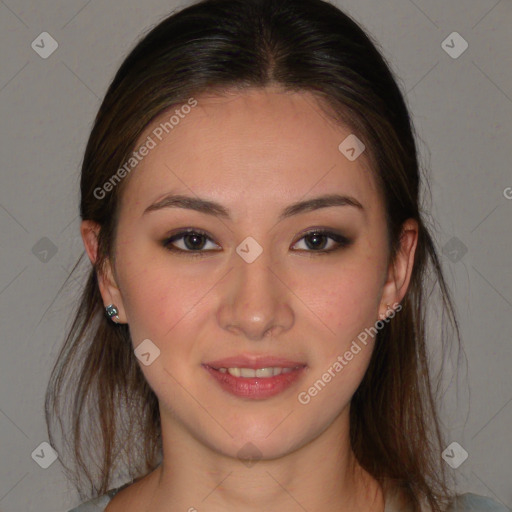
[{"x1": 81, "y1": 86, "x2": 418, "y2": 512}]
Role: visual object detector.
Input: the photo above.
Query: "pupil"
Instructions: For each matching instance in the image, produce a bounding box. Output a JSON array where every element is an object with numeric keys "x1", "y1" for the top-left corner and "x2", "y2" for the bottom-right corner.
[
  {"x1": 306, "y1": 232, "x2": 326, "y2": 250},
  {"x1": 185, "y1": 233, "x2": 205, "y2": 250}
]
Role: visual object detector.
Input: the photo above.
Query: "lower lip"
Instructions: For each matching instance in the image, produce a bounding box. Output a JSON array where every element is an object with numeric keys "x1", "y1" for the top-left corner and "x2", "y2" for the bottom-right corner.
[{"x1": 202, "y1": 365, "x2": 307, "y2": 400}]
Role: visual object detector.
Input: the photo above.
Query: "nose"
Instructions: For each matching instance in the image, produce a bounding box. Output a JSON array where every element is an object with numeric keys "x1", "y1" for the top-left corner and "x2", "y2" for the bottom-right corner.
[{"x1": 217, "y1": 248, "x2": 294, "y2": 341}]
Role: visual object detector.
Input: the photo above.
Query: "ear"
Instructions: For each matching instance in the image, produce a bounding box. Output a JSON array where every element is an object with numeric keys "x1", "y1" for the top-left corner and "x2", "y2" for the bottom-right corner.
[
  {"x1": 80, "y1": 220, "x2": 127, "y2": 324},
  {"x1": 379, "y1": 218, "x2": 418, "y2": 319}
]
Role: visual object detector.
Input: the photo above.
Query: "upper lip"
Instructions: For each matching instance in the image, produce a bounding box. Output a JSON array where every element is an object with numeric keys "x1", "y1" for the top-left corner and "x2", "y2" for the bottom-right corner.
[{"x1": 204, "y1": 355, "x2": 307, "y2": 370}]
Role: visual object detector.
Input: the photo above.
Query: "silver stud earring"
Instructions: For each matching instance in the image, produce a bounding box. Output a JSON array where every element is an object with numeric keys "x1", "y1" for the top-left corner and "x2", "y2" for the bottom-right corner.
[
  {"x1": 379, "y1": 303, "x2": 393, "y2": 320},
  {"x1": 105, "y1": 304, "x2": 120, "y2": 323}
]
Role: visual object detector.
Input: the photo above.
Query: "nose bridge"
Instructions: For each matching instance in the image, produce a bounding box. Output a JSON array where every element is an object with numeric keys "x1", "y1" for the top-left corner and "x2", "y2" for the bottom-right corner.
[
  {"x1": 236, "y1": 245, "x2": 276, "y2": 306},
  {"x1": 217, "y1": 239, "x2": 294, "y2": 340}
]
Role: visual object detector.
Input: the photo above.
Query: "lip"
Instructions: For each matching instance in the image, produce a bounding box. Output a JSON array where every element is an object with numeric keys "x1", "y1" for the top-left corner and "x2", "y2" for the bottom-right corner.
[
  {"x1": 204, "y1": 355, "x2": 306, "y2": 370},
  {"x1": 202, "y1": 364, "x2": 307, "y2": 400}
]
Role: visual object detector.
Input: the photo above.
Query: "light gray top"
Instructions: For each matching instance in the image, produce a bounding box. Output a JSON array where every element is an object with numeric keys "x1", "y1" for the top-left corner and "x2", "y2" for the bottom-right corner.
[
  {"x1": 444, "y1": 494, "x2": 510, "y2": 511},
  {"x1": 68, "y1": 486, "x2": 509, "y2": 512}
]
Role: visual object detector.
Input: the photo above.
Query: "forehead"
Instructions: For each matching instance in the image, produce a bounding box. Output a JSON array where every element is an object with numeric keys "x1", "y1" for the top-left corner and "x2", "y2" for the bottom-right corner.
[{"x1": 118, "y1": 87, "x2": 382, "y2": 221}]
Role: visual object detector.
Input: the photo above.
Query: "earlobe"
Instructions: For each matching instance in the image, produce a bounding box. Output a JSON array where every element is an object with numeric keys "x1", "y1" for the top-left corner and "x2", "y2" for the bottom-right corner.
[{"x1": 80, "y1": 220, "x2": 127, "y2": 324}]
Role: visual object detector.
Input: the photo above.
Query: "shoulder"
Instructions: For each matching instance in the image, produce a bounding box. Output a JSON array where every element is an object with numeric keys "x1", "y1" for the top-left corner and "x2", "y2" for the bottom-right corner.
[
  {"x1": 446, "y1": 492, "x2": 509, "y2": 512},
  {"x1": 382, "y1": 481, "x2": 508, "y2": 512}
]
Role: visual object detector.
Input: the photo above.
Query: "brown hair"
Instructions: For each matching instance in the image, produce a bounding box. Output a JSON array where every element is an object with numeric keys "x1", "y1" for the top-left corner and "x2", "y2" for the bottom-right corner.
[{"x1": 45, "y1": 0, "x2": 463, "y2": 509}]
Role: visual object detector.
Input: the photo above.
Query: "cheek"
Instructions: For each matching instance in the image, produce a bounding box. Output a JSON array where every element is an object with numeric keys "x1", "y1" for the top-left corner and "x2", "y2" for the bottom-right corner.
[
  {"x1": 124, "y1": 277, "x2": 202, "y2": 344},
  {"x1": 295, "y1": 263, "x2": 382, "y2": 412},
  {"x1": 302, "y1": 257, "x2": 384, "y2": 345},
  {"x1": 116, "y1": 247, "x2": 205, "y2": 343}
]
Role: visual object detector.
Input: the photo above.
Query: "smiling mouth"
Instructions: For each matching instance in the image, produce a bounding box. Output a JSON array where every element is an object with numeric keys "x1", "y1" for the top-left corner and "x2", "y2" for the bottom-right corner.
[{"x1": 202, "y1": 364, "x2": 307, "y2": 400}]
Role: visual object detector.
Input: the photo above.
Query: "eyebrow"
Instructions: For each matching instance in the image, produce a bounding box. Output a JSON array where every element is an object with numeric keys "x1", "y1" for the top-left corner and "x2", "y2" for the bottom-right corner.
[{"x1": 143, "y1": 193, "x2": 364, "y2": 222}]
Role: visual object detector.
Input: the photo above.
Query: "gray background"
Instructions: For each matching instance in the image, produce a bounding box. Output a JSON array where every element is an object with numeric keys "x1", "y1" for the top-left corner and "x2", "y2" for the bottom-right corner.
[{"x1": 0, "y1": 0, "x2": 511, "y2": 510}]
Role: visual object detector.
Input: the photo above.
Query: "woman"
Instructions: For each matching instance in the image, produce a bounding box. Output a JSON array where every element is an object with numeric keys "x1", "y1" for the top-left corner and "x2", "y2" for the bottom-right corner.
[{"x1": 45, "y1": 0, "x2": 508, "y2": 511}]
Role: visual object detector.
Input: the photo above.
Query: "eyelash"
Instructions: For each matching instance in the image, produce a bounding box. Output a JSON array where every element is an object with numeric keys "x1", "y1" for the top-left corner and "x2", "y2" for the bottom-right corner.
[{"x1": 161, "y1": 228, "x2": 353, "y2": 258}]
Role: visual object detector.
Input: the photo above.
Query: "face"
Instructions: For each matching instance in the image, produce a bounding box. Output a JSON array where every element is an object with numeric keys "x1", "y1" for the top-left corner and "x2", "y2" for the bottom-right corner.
[{"x1": 87, "y1": 87, "x2": 414, "y2": 460}]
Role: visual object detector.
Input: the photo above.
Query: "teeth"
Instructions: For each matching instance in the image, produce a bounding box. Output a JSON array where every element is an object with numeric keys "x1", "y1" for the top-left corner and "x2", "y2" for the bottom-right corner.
[
  {"x1": 256, "y1": 367, "x2": 275, "y2": 377},
  {"x1": 219, "y1": 367, "x2": 299, "y2": 378}
]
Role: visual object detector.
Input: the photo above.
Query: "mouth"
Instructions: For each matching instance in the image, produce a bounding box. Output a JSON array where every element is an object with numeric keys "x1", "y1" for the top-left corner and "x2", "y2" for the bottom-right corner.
[{"x1": 202, "y1": 356, "x2": 307, "y2": 399}]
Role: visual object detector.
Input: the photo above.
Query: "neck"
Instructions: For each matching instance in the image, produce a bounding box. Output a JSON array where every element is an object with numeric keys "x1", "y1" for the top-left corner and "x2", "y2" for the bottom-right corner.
[{"x1": 143, "y1": 406, "x2": 384, "y2": 512}]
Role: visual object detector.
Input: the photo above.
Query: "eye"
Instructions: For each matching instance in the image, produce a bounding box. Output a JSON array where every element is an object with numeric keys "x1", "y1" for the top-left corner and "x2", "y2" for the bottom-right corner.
[
  {"x1": 291, "y1": 229, "x2": 352, "y2": 254},
  {"x1": 162, "y1": 227, "x2": 352, "y2": 258},
  {"x1": 162, "y1": 229, "x2": 220, "y2": 257}
]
